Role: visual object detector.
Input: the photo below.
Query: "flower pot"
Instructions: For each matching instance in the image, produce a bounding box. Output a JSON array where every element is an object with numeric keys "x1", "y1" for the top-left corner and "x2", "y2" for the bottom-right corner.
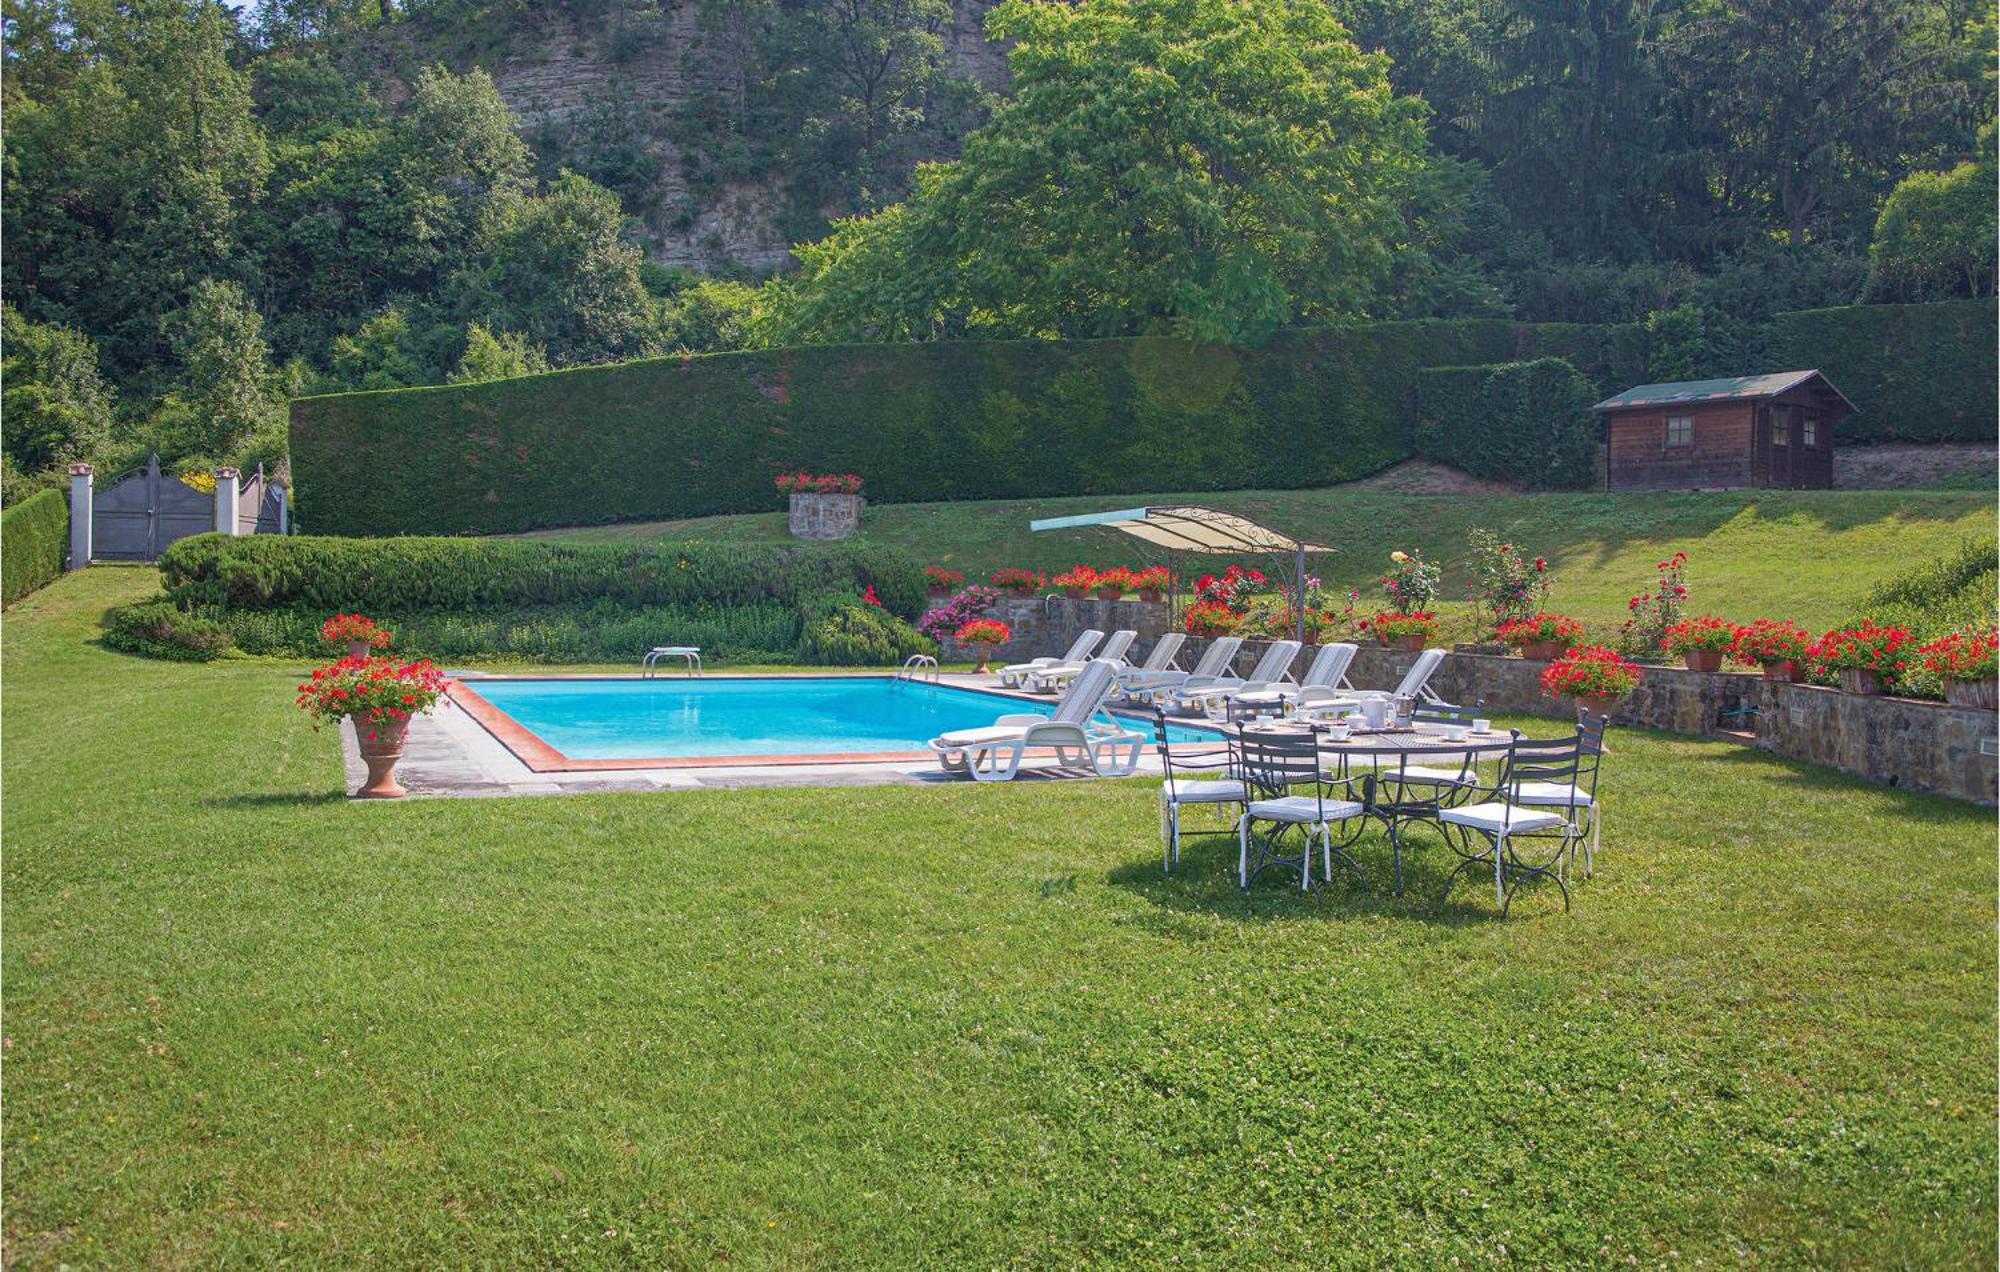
[
  {"x1": 1385, "y1": 634, "x2": 1428, "y2": 652},
  {"x1": 1837, "y1": 667, "x2": 1884, "y2": 697},
  {"x1": 927, "y1": 585, "x2": 952, "y2": 598},
  {"x1": 1944, "y1": 677, "x2": 1998, "y2": 710},
  {"x1": 1006, "y1": 586, "x2": 1038, "y2": 598},
  {"x1": 354, "y1": 716, "x2": 410, "y2": 799},
  {"x1": 1759, "y1": 660, "x2": 1804, "y2": 683},
  {"x1": 346, "y1": 639, "x2": 372, "y2": 661},
  {"x1": 1518, "y1": 640, "x2": 1564, "y2": 660},
  {"x1": 787, "y1": 491, "x2": 864, "y2": 542},
  {"x1": 966, "y1": 648, "x2": 997, "y2": 674},
  {"x1": 1681, "y1": 649, "x2": 1724, "y2": 673},
  {"x1": 1137, "y1": 589, "x2": 1163, "y2": 603},
  {"x1": 1563, "y1": 694, "x2": 1625, "y2": 725},
  {"x1": 1061, "y1": 587, "x2": 1088, "y2": 600},
  {"x1": 1095, "y1": 586, "x2": 1124, "y2": 600}
]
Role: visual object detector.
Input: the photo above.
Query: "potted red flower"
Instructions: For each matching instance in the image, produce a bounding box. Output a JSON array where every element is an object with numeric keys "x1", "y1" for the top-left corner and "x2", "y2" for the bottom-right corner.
[
  {"x1": 1363, "y1": 611, "x2": 1440, "y2": 652},
  {"x1": 1808, "y1": 622, "x2": 1912, "y2": 696},
  {"x1": 776, "y1": 472, "x2": 866, "y2": 541},
  {"x1": 1182, "y1": 601, "x2": 1239, "y2": 637},
  {"x1": 989, "y1": 567, "x2": 1044, "y2": 597},
  {"x1": 1130, "y1": 565, "x2": 1169, "y2": 603},
  {"x1": 320, "y1": 612, "x2": 394, "y2": 661},
  {"x1": 1094, "y1": 566, "x2": 1133, "y2": 600},
  {"x1": 924, "y1": 565, "x2": 965, "y2": 597},
  {"x1": 1540, "y1": 645, "x2": 1643, "y2": 722},
  {"x1": 296, "y1": 656, "x2": 452, "y2": 798},
  {"x1": 953, "y1": 618, "x2": 1011, "y2": 673},
  {"x1": 1729, "y1": 619, "x2": 1813, "y2": 682},
  {"x1": 1919, "y1": 627, "x2": 1998, "y2": 709},
  {"x1": 1052, "y1": 566, "x2": 1098, "y2": 600},
  {"x1": 1495, "y1": 612, "x2": 1583, "y2": 661},
  {"x1": 1661, "y1": 615, "x2": 1738, "y2": 673}
]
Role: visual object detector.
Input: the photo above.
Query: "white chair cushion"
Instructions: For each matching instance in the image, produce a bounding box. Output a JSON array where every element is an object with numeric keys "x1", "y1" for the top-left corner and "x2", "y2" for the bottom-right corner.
[
  {"x1": 1511, "y1": 781, "x2": 1595, "y2": 807},
  {"x1": 1439, "y1": 802, "x2": 1569, "y2": 834},
  {"x1": 931, "y1": 725, "x2": 1027, "y2": 748},
  {"x1": 1167, "y1": 779, "x2": 1247, "y2": 804},
  {"x1": 1246, "y1": 795, "x2": 1364, "y2": 824},
  {"x1": 1392, "y1": 765, "x2": 1476, "y2": 786}
]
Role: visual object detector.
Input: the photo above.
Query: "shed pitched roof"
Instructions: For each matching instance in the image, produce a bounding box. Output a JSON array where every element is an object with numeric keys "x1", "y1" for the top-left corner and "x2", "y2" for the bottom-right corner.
[{"x1": 1592, "y1": 370, "x2": 1856, "y2": 413}]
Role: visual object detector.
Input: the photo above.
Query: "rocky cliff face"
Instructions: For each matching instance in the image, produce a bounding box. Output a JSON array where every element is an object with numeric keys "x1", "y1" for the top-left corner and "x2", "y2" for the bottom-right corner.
[{"x1": 398, "y1": 0, "x2": 1010, "y2": 272}]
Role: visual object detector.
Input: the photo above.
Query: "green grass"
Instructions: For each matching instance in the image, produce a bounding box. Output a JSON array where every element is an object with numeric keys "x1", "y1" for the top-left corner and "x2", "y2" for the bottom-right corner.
[
  {"x1": 5, "y1": 567, "x2": 1995, "y2": 1266},
  {"x1": 529, "y1": 486, "x2": 1995, "y2": 635}
]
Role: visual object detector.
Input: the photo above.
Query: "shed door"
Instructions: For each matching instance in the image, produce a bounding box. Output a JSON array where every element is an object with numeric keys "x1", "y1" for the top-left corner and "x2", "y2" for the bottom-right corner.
[{"x1": 1769, "y1": 406, "x2": 1793, "y2": 487}]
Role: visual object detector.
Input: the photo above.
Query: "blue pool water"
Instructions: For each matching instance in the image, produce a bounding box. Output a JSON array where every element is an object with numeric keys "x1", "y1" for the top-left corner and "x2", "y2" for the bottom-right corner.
[{"x1": 468, "y1": 676, "x2": 1218, "y2": 759}]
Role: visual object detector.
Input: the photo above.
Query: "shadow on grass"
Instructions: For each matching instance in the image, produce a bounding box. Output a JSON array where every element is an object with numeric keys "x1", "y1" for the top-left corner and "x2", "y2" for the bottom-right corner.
[
  {"x1": 1703, "y1": 742, "x2": 1994, "y2": 822},
  {"x1": 1104, "y1": 820, "x2": 1568, "y2": 929},
  {"x1": 205, "y1": 791, "x2": 350, "y2": 810}
]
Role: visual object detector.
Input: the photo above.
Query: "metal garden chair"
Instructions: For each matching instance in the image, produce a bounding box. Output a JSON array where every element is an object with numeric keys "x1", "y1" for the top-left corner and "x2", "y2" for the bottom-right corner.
[{"x1": 1151, "y1": 710, "x2": 1247, "y2": 875}]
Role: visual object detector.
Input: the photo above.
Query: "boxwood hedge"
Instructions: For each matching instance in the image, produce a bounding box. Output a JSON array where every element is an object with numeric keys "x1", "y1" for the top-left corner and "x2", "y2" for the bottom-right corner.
[
  {"x1": 289, "y1": 321, "x2": 1652, "y2": 537},
  {"x1": 1413, "y1": 359, "x2": 1599, "y2": 489},
  {"x1": 2, "y1": 488, "x2": 68, "y2": 606},
  {"x1": 1761, "y1": 300, "x2": 1997, "y2": 442}
]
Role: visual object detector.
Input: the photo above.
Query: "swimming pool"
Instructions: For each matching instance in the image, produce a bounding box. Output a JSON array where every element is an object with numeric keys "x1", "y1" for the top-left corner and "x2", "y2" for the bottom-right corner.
[{"x1": 453, "y1": 676, "x2": 1217, "y2": 769}]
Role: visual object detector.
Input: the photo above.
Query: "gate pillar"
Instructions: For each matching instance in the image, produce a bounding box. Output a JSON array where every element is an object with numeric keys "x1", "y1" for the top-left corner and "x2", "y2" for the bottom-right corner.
[
  {"x1": 67, "y1": 463, "x2": 93, "y2": 569},
  {"x1": 214, "y1": 468, "x2": 240, "y2": 536}
]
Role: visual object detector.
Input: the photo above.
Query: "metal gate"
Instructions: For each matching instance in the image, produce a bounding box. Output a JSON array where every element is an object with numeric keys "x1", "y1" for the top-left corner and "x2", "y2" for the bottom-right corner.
[
  {"x1": 92, "y1": 454, "x2": 221, "y2": 563},
  {"x1": 238, "y1": 464, "x2": 287, "y2": 535}
]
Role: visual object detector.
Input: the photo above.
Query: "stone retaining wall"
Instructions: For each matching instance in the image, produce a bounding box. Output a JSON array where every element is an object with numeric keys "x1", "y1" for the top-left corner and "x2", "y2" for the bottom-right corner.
[
  {"x1": 937, "y1": 596, "x2": 1171, "y2": 665},
  {"x1": 1178, "y1": 636, "x2": 1999, "y2": 805}
]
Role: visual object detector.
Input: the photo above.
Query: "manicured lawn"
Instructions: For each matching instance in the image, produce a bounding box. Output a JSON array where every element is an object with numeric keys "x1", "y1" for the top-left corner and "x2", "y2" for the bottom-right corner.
[
  {"x1": 530, "y1": 486, "x2": 1995, "y2": 635},
  {"x1": 4, "y1": 567, "x2": 1995, "y2": 1265}
]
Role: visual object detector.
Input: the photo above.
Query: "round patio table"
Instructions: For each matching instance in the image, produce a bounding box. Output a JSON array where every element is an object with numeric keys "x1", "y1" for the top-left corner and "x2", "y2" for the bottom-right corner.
[{"x1": 1231, "y1": 721, "x2": 1516, "y2": 894}]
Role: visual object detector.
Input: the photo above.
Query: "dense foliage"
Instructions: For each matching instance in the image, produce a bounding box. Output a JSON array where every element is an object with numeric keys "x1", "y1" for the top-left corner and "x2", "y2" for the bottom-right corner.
[
  {"x1": 0, "y1": 488, "x2": 69, "y2": 605},
  {"x1": 1761, "y1": 300, "x2": 1999, "y2": 442},
  {"x1": 1412, "y1": 358, "x2": 1597, "y2": 488},
  {"x1": 121, "y1": 532, "x2": 933, "y2": 664}
]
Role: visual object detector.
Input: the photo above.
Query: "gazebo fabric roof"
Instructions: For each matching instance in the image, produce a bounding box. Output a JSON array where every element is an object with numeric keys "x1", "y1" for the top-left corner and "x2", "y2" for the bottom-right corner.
[
  {"x1": 1027, "y1": 505, "x2": 1335, "y2": 555},
  {"x1": 1592, "y1": 369, "x2": 1855, "y2": 412}
]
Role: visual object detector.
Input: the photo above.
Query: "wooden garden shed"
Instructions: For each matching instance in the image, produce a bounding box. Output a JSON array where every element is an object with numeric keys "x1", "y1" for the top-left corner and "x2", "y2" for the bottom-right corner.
[{"x1": 1593, "y1": 370, "x2": 1855, "y2": 492}]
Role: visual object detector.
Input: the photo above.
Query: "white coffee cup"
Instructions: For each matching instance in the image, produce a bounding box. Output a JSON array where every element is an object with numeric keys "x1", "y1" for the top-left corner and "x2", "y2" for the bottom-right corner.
[
  {"x1": 1324, "y1": 723, "x2": 1352, "y2": 741},
  {"x1": 1473, "y1": 718, "x2": 1492, "y2": 734},
  {"x1": 1442, "y1": 724, "x2": 1469, "y2": 742}
]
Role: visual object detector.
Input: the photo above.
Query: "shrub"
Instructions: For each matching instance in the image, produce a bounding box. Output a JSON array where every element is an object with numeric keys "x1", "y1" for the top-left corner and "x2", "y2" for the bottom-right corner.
[
  {"x1": 1762, "y1": 300, "x2": 1997, "y2": 442},
  {"x1": 923, "y1": 565, "x2": 964, "y2": 590},
  {"x1": 1809, "y1": 622, "x2": 1916, "y2": 689},
  {"x1": 1, "y1": 487, "x2": 67, "y2": 605},
  {"x1": 797, "y1": 593, "x2": 934, "y2": 665},
  {"x1": 102, "y1": 599, "x2": 235, "y2": 661},
  {"x1": 919, "y1": 586, "x2": 1000, "y2": 643},
  {"x1": 1378, "y1": 550, "x2": 1440, "y2": 611},
  {"x1": 1618, "y1": 551, "x2": 1689, "y2": 657},
  {"x1": 1182, "y1": 601, "x2": 1239, "y2": 636},
  {"x1": 1361, "y1": 611, "x2": 1440, "y2": 642},
  {"x1": 1465, "y1": 528, "x2": 1551, "y2": 631},
  {"x1": 989, "y1": 567, "x2": 1044, "y2": 594},
  {"x1": 1412, "y1": 359, "x2": 1598, "y2": 489},
  {"x1": 1919, "y1": 628, "x2": 1998, "y2": 683}
]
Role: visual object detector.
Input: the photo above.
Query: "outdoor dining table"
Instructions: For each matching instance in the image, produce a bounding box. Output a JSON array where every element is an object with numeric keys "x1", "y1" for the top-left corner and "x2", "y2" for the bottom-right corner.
[{"x1": 1232, "y1": 720, "x2": 1515, "y2": 894}]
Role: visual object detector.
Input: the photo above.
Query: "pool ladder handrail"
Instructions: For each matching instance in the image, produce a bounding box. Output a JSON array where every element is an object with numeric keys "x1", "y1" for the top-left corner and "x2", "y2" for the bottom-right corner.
[{"x1": 897, "y1": 654, "x2": 940, "y2": 683}]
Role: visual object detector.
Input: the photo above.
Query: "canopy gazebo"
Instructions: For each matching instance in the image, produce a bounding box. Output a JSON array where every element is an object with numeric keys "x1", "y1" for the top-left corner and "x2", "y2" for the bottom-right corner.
[{"x1": 1027, "y1": 505, "x2": 1335, "y2": 643}]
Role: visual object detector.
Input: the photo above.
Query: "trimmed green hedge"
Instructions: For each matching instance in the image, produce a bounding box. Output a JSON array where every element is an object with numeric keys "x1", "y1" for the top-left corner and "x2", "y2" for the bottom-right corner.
[
  {"x1": 1412, "y1": 359, "x2": 1599, "y2": 489},
  {"x1": 2, "y1": 488, "x2": 68, "y2": 605},
  {"x1": 133, "y1": 533, "x2": 933, "y2": 665},
  {"x1": 1763, "y1": 300, "x2": 1997, "y2": 442},
  {"x1": 290, "y1": 320, "x2": 1655, "y2": 537}
]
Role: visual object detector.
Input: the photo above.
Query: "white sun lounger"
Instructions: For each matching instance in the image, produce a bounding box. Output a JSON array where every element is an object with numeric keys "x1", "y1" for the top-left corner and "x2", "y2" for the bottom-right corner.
[
  {"x1": 1295, "y1": 647, "x2": 1449, "y2": 718},
  {"x1": 1106, "y1": 633, "x2": 1185, "y2": 693},
  {"x1": 930, "y1": 661, "x2": 1146, "y2": 782},
  {"x1": 997, "y1": 629, "x2": 1102, "y2": 688},
  {"x1": 1172, "y1": 640, "x2": 1303, "y2": 713},
  {"x1": 1226, "y1": 642, "x2": 1359, "y2": 713},
  {"x1": 1119, "y1": 636, "x2": 1241, "y2": 703},
  {"x1": 1024, "y1": 629, "x2": 1138, "y2": 692}
]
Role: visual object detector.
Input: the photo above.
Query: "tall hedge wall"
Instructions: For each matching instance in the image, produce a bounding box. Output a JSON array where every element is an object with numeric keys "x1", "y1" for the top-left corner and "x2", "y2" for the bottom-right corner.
[
  {"x1": 1413, "y1": 359, "x2": 1598, "y2": 489},
  {"x1": 291, "y1": 320, "x2": 1655, "y2": 537},
  {"x1": 1761, "y1": 300, "x2": 1997, "y2": 442},
  {"x1": 2, "y1": 488, "x2": 68, "y2": 605}
]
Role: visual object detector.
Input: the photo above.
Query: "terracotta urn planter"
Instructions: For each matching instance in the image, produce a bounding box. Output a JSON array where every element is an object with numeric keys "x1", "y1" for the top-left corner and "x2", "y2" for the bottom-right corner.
[
  {"x1": 1095, "y1": 585, "x2": 1124, "y2": 600},
  {"x1": 345, "y1": 639, "x2": 373, "y2": 661},
  {"x1": 1682, "y1": 649, "x2": 1725, "y2": 673},
  {"x1": 964, "y1": 646, "x2": 999, "y2": 674},
  {"x1": 1384, "y1": 634, "x2": 1428, "y2": 652},
  {"x1": 1562, "y1": 694, "x2": 1626, "y2": 726},
  {"x1": 1837, "y1": 667, "x2": 1885, "y2": 697},
  {"x1": 1061, "y1": 586, "x2": 1089, "y2": 600},
  {"x1": 1759, "y1": 660, "x2": 1804, "y2": 683},
  {"x1": 354, "y1": 717, "x2": 410, "y2": 799},
  {"x1": 1006, "y1": 586, "x2": 1038, "y2": 598},
  {"x1": 1944, "y1": 677, "x2": 1998, "y2": 710},
  {"x1": 1518, "y1": 639, "x2": 1564, "y2": 660},
  {"x1": 1137, "y1": 589, "x2": 1164, "y2": 603}
]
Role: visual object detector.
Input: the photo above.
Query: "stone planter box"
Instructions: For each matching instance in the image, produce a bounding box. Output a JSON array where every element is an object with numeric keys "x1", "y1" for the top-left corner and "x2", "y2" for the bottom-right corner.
[
  {"x1": 936, "y1": 595, "x2": 1171, "y2": 666},
  {"x1": 788, "y1": 492, "x2": 864, "y2": 541},
  {"x1": 1944, "y1": 678, "x2": 1997, "y2": 710}
]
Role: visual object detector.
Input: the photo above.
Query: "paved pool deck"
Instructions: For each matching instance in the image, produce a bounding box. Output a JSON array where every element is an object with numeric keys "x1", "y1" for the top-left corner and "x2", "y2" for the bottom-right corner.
[{"x1": 341, "y1": 671, "x2": 1184, "y2": 799}]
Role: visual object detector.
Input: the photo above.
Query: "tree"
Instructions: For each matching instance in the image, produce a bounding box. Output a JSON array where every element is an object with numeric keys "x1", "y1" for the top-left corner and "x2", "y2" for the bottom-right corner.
[
  {"x1": 160, "y1": 279, "x2": 278, "y2": 456},
  {"x1": 1865, "y1": 124, "x2": 1999, "y2": 301},
  {"x1": 776, "y1": 0, "x2": 1431, "y2": 344},
  {"x1": 450, "y1": 323, "x2": 552, "y2": 382},
  {"x1": 452, "y1": 172, "x2": 658, "y2": 365},
  {"x1": 0, "y1": 306, "x2": 117, "y2": 472},
  {"x1": 327, "y1": 305, "x2": 449, "y2": 389}
]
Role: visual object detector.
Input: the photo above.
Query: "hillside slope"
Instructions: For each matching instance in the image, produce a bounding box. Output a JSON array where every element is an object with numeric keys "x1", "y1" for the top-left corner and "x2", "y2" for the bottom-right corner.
[{"x1": 526, "y1": 484, "x2": 1995, "y2": 633}]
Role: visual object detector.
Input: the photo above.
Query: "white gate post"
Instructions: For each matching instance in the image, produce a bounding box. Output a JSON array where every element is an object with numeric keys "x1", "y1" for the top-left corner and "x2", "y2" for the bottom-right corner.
[
  {"x1": 67, "y1": 463, "x2": 93, "y2": 569},
  {"x1": 213, "y1": 467, "x2": 239, "y2": 536},
  {"x1": 275, "y1": 483, "x2": 289, "y2": 535}
]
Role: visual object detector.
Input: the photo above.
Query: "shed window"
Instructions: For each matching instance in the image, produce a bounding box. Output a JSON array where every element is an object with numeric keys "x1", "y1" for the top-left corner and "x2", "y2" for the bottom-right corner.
[
  {"x1": 1664, "y1": 415, "x2": 1693, "y2": 447},
  {"x1": 1773, "y1": 422, "x2": 1788, "y2": 446},
  {"x1": 1802, "y1": 416, "x2": 1817, "y2": 447}
]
